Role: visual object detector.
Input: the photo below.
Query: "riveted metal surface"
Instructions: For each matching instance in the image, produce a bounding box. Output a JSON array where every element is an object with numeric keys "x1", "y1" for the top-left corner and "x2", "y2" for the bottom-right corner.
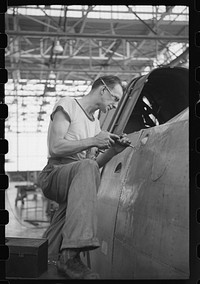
[
  {"x1": 112, "y1": 118, "x2": 189, "y2": 279},
  {"x1": 90, "y1": 131, "x2": 142, "y2": 278},
  {"x1": 91, "y1": 111, "x2": 188, "y2": 279}
]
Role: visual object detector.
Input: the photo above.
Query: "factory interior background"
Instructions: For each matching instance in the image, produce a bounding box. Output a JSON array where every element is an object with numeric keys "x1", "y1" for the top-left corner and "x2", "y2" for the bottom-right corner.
[{"x1": 5, "y1": 4, "x2": 189, "y2": 242}]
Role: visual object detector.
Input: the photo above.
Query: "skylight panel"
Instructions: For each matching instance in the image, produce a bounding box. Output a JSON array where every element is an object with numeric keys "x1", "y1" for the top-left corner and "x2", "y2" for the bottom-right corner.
[
  {"x1": 7, "y1": 5, "x2": 188, "y2": 21},
  {"x1": 70, "y1": 5, "x2": 84, "y2": 10}
]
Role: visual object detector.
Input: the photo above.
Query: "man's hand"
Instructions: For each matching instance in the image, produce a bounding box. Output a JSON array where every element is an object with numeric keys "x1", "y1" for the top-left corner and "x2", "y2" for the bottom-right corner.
[
  {"x1": 95, "y1": 133, "x2": 132, "y2": 168},
  {"x1": 94, "y1": 131, "x2": 120, "y2": 150},
  {"x1": 112, "y1": 133, "x2": 131, "y2": 154}
]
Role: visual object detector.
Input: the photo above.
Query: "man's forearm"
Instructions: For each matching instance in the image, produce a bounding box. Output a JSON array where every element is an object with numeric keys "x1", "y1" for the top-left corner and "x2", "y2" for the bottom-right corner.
[
  {"x1": 96, "y1": 147, "x2": 117, "y2": 168},
  {"x1": 50, "y1": 137, "x2": 96, "y2": 157}
]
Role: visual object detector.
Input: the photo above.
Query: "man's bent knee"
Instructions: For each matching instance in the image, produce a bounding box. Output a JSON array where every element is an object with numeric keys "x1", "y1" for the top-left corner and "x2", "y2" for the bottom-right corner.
[{"x1": 79, "y1": 159, "x2": 99, "y2": 172}]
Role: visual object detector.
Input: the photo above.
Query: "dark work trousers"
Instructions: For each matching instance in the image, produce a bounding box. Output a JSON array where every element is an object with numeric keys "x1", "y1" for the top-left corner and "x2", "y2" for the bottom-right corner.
[{"x1": 38, "y1": 158, "x2": 101, "y2": 261}]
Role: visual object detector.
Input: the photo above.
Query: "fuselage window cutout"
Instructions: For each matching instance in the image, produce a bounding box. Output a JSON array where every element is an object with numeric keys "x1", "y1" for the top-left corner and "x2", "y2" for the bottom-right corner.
[{"x1": 114, "y1": 162, "x2": 122, "y2": 173}]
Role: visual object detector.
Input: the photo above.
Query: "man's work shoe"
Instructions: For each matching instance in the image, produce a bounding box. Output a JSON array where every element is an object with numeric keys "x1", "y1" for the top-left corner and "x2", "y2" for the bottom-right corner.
[{"x1": 57, "y1": 249, "x2": 100, "y2": 279}]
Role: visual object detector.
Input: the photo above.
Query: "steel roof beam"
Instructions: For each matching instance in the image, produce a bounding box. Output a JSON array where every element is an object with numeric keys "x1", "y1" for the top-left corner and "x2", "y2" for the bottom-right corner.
[
  {"x1": 57, "y1": 6, "x2": 95, "y2": 81},
  {"x1": 7, "y1": 67, "x2": 141, "y2": 74},
  {"x1": 18, "y1": 13, "x2": 60, "y2": 31},
  {"x1": 38, "y1": 6, "x2": 64, "y2": 31},
  {"x1": 6, "y1": 53, "x2": 156, "y2": 61},
  {"x1": 166, "y1": 47, "x2": 189, "y2": 67},
  {"x1": 126, "y1": 6, "x2": 175, "y2": 60},
  {"x1": 6, "y1": 31, "x2": 188, "y2": 41}
]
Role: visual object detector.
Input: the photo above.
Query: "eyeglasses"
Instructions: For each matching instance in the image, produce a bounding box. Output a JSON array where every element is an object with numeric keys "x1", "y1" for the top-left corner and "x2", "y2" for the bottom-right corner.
[{"x1": 100, "y1": 78, "x2": 120, "y2": 102}]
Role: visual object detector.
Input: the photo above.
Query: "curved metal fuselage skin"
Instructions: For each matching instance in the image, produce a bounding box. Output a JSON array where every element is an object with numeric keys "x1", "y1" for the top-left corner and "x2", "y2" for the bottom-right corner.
[
  {"x1": 90, "y1": 110, "x2": 189, "y2": 279},
  {"x1": 89, "y1": 67, "x2": 189, "y2": 279}
]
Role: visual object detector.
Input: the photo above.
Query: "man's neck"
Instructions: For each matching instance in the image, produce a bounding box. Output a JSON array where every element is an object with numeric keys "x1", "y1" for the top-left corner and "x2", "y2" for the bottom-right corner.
[{"x1": 78, "y1": 94, "x2": 98, "y2": 116}]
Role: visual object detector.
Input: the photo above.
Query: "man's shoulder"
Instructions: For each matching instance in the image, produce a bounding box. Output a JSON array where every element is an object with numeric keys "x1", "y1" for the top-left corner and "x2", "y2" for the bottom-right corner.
[
  {"x1": 55, "y1": 96, "x2": 76, "y2": 109},
  {"x1": 57, "y1": 96, "x2": 75, "y2": 104}
]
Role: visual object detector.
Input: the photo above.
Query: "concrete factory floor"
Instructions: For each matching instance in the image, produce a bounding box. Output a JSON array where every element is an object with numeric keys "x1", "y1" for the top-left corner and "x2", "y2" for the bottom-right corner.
[{"x1": 5, "y1": 181, "x2": 49, "y2": 239}]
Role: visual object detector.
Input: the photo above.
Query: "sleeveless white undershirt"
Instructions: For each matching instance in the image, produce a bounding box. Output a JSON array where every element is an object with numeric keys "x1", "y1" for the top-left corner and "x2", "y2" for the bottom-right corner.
[{"x1": 47, "y1": 97, "x2": 101, "y2": 160}]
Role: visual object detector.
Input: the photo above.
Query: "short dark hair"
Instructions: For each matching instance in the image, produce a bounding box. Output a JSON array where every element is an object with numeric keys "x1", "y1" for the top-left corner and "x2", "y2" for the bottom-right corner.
[{"x1": 91, "y1": 75, "x2": 123, "y2": 91}]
